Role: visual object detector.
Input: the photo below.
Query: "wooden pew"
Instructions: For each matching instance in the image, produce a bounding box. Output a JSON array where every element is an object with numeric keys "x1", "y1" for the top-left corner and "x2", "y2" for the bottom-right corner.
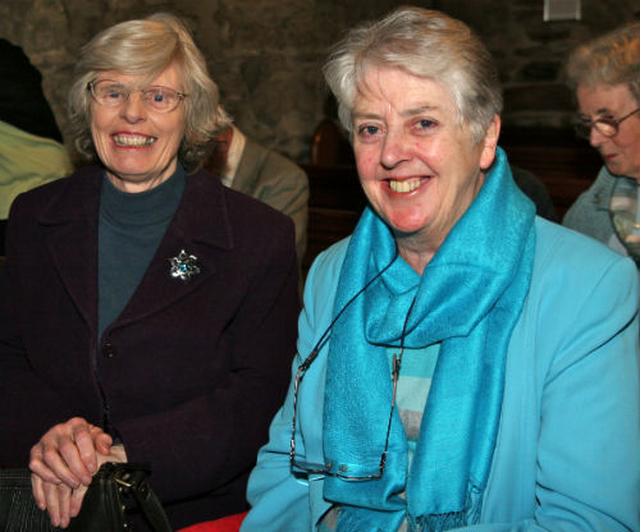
[
  {"x1": 500, "y1": 126, "x2": 601, "y2": 220},
  {"x1": 300, "y1": 163, "x2": 363, "y2": 277}
]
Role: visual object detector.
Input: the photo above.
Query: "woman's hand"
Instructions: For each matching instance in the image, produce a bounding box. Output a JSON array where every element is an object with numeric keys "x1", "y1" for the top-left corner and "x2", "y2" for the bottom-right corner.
[
  {"x1": 29, "y1": 417, "x2": 127, "y2": 528},
  {"x1": 30, "y1": 417, "x2": 112, "y2": 488}
]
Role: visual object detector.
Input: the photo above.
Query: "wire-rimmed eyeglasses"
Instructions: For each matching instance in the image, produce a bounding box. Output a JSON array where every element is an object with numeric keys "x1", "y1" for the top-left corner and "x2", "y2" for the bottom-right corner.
[
  {"x1": 88, "y1": 79, "x2": 188, "y2": 113},
  {"x1": 289, "y1": 251, "x2": 414, "y2": 481},
  {"x1": 573, "y1": 108, "x2": 640, "y2": 139}
]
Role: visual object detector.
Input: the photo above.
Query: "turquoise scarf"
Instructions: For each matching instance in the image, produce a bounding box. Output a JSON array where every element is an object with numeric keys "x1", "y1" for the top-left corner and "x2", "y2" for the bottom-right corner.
[{"x1": 323, "y1": 148, "x2": 536, "y2": 531}]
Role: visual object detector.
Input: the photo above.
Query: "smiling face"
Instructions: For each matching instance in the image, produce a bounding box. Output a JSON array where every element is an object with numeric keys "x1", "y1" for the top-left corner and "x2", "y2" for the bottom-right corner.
[
  {"x1": 576, "y1": 83, "x2": 640, "y2": 181},
  {"x1": 90, "y1": 62, "x2": 187, "y2": 193},
  {"x1": 352, "y1": 66, "x2": 499, "y2": 272}
]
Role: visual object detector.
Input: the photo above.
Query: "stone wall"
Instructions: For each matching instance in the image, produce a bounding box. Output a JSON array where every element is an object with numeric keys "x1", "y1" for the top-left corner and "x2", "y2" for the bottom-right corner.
[{"x1": 1, "y1": 0, "x2": 637, "y2": 163}]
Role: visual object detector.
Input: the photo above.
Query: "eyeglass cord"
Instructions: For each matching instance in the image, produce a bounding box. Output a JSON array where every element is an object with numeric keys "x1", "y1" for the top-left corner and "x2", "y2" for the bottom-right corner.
[
  {"x1": 297, "y1": 247, "x2": 400, "y2": 374},
  {"x1": 290, "y1": 247, "x2": 399, "y2": 470},
  {"x1": 291, "y1": 245, "x2": 422, "y2": 479}
]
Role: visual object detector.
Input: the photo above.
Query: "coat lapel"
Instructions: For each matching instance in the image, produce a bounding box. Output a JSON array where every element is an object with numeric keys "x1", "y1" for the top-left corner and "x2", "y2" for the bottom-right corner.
[
  {"x1": 113, "y1": 171, "x2": 234, "y2": 328},
  {"x1": 39, "y1": 166, "x2": 101, "y2": 332},
  {"x1": 38, "y1": 168, "x2": 234, "y2": 334}
]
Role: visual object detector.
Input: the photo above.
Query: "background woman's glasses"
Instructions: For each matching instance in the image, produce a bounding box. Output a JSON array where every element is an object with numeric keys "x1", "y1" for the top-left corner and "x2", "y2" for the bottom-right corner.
[{"x1": 573, "y1": 108, "x2": 640, "y2": 139}]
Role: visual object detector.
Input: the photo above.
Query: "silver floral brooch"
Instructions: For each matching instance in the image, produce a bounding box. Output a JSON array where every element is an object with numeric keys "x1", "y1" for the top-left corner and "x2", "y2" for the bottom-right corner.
[{"x1": 169, "y1": 249, "x2": 201, "y2": 282}]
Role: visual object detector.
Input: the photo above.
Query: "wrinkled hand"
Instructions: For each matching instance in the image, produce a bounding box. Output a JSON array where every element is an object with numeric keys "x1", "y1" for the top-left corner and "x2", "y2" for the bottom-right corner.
[
  {"x1": 30, "y1": 417, "x2": 112, "y2": 488},
  {"x1": 29, "y1": 417, "x2": 127, "y2": 528}
]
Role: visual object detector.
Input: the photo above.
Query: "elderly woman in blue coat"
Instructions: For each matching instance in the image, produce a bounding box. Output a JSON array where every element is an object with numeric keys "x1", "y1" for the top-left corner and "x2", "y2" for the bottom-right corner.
[{"x1": 241, "y1": 7, "x2": 640, "y2": 532}]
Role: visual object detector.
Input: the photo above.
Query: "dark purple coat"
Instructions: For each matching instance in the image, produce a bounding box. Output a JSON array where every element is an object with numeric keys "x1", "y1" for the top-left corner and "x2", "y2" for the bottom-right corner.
[{"x1": 0, "y1": 165, "x2": 300, "y2": 529}]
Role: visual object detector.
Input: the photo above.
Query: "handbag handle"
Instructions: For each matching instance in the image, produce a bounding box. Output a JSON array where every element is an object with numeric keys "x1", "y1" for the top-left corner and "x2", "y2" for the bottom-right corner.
[{"x1": 109, "y1": 463, "x2": 173, "y2": 532}]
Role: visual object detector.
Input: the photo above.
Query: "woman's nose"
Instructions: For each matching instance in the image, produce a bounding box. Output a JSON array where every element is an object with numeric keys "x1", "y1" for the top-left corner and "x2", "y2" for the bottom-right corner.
[
  {"x1": 119, "y1": 91, "x2": 146, "y2": 122},
  {"x1": 589, "y1": 126, "x2": 608, "y2": 148},
  {"x1": 380, "y1": 128, "x2": 410, "y2": 169}
]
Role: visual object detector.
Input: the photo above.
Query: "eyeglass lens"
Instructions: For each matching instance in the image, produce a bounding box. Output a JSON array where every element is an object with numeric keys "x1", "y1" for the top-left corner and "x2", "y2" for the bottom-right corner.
[{"x1": 574, "y1": 119, "x2": 617, "y2": 139}]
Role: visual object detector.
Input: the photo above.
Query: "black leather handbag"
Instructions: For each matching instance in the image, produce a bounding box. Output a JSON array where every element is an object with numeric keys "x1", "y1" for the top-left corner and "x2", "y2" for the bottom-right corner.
[{"x1": 0, "y1": 462, "x2": 173, "y2": 531}]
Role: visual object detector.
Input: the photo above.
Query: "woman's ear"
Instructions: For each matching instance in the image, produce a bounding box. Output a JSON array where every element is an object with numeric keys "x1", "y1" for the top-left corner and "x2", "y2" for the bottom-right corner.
[{"x1": 479, "y1": 114, "x2": 501, "y2": 171}]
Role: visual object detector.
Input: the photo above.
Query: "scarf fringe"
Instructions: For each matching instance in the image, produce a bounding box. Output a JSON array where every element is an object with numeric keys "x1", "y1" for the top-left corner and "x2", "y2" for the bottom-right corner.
[
  {"x1": 411, "y1": 512, "x2": 466, "y2": 532},
  {"x1": 408, "y1": 486, "x2": 483, "y2": 532}
]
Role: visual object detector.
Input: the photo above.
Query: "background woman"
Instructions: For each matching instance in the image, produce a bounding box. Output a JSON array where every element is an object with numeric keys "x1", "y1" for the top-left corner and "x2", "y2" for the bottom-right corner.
[
  {"x1": 562, "y1": 22, "x2": 640, "y2": 262},
  {"x1": 0, "y1": 13, "x2": 299, "y2": 530},
  {"x1": 242, "y1": 7, "x2": 639, "y2": 531}
]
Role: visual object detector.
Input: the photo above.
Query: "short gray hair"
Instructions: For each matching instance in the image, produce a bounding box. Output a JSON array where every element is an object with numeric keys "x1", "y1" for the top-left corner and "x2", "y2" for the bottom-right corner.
[
  {"x1": 68, "y1": 12, "x2": 231, "y2": 171},
  {"x1": 565, "y1": 21, "x2": 640, "y2": 105},
  {"x1": 323, "y1": 7, "x2": 502, "y2": 143}
]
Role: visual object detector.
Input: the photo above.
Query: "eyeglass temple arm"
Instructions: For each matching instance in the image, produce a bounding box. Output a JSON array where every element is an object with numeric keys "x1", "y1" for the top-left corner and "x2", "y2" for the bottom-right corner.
[
  {"x1": 289, "y1": 360, "x2": 312, "y2": 467},
  {"x1": 378, "y1": 352, "x2": 401, "y2": 474}
]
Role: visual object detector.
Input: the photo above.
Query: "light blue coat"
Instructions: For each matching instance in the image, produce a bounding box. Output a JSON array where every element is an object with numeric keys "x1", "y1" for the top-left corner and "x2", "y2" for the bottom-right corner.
[
  {"x1": 243, "y1": 217, "x2": 640, "y2": 532},
  {"x1": 562, "y1": 165, "x2": 635, "y2": 250}
]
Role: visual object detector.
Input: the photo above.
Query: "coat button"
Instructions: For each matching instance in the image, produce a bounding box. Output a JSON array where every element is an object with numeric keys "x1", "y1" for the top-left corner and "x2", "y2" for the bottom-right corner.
[{"x1": 103, "y1": 343, "x2": 115, "y2": 358}]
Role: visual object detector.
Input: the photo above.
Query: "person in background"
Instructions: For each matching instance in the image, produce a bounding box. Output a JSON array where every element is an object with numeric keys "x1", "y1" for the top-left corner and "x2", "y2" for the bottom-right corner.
[
  {"x1": 562, "y1": 21, "x2": 640, "y2": 263},
  {"x1": 0, "y1": 39, "x2": 73, "y2": 256},
  {"x1": 511, "y1": 165, "x2": 558, "y2": 221},
  {"x1": 207, "y1": 124, "x2": 309, "y2": 264},
  {"x1": 242, "y1": 7, "x2": 639, "y2": 531},
  {"x1": 0, "y1": 13, "x2": 299, "y2": 531}
]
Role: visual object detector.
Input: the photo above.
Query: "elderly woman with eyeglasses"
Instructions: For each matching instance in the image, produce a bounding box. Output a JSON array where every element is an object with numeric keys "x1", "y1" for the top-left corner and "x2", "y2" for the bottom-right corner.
[
  {"x1": 0, "y1": 13, "x2": 299, "y2": 531},
  {"x1": 241, "y1": 8, "x2": 640, "y2": 532},
  {"x1": 563, "y1": 22, "x2": 640, "y2": 263}
]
